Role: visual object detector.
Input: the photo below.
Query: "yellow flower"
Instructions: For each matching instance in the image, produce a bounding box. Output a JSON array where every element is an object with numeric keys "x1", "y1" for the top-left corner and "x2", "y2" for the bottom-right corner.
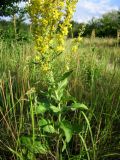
[
  {"x1": 56, "y1": 45, "x2": 64, "y2": 52},
  {"x1": 61, "y1": 26, "x2": 68, "y2": 35},
  {"x1": 36, "y1": 36, "x2": 43, "y2": 43},
  {"x1": 35, "y1": 55, "x2": 40, "y2": 61},
  {"x1": 41, "y1": 19, "x2": 48, "y2": 26},
  {"x1": 42, "y1": 63, "x2": 49, "y2": 72},
  {"x1": 56, "y1": 34, "x2": 64, "y2": 45},
  {"x1": 40, "y1": 45, "x2": 49, "y2": 53},
  {"x1": 72, "y1": 46, "x2": 78, "y2": 52},
  {"x1": 51, "y1": 25, "x2": 56, "y2": 31},
  {"x1": 53, "y1": 10, "x2": 60, "y2": 19},
  {"x1": 59, "y1": 2, "x2": 64, "y2": 7},
  {"x1": 77, "y1": 36, "x2": 82, "y2": 42}
]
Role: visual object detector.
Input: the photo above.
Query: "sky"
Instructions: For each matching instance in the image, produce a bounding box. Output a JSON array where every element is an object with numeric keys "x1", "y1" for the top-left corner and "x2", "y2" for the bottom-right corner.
[
  {"x1": 73, "y1": 0, "x2": 120, "y2": 23},
  {"x1": 1, "y1": 0, "x2": 120, "y2": 23}
]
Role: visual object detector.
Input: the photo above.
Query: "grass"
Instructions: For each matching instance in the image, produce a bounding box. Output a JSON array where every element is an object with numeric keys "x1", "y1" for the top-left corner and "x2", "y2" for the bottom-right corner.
[
  {"x1": 0, "y1": 37, "x2": 120, "y2": 159},
  {"x1": 68, "y1": 38, "x2": 120, "y2": 159}
]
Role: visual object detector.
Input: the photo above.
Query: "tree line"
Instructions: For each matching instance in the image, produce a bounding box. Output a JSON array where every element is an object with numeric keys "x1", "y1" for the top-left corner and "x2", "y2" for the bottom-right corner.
[{"x1": 69, "y1": 10, "x2": 120, "y2": 38}]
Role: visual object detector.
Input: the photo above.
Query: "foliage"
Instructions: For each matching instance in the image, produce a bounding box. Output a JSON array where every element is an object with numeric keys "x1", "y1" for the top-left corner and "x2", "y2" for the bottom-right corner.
[
  {"x1": 19, "y1": 70, "x2": 89, "y2": 159},
  {"x1": 0, "y1": 0, "x2": 27, "y2": 16},
  {"x1": 68, "y1": 21, "x2": 85, "y2": 38},
  {"x1": 0, "y1": 38, "x2": 120, "y2": 159},
  {"x1": 69, "y1": 10, "x2": 120, "y2": 38},
  {"x1": 0, "y1": 20, "x2": 32, "y2": 42},
  {"x1": 92, "y1": 10, "x2": 120, "y2": 37}
]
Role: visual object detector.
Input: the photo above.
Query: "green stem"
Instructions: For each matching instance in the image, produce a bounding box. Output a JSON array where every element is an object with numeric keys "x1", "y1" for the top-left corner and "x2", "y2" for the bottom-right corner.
[
  {"x1": 56, "y1": 103, "x2": 62, "y2": 160},
  {"x1": 30, "y1": 96, "x2": 35, "y2": 144}
]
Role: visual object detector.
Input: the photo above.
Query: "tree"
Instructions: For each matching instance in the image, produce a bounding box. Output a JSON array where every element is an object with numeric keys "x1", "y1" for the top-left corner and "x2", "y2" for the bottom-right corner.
[
  {"x1": 0, "y1": 0, "x2": 27, "y2": 16},
  {"x1": 0, "y1": 0, "x2": 28, "y2": 40},
  {"x1": 118, "y1": 9, "x2": 120, "y2": 28},
  {"x1": 99, "y1": 10, "x2": 120, "y2": 37},
  {"x1": 84, "y1": 10, "x2": 120, "y2": 37}
]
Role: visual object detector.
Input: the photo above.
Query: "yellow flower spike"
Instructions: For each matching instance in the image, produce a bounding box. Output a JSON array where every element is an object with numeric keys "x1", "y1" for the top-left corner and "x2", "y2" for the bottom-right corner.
[{"x1": 28, "y1": 0, "x2": 79, "y2": 72}]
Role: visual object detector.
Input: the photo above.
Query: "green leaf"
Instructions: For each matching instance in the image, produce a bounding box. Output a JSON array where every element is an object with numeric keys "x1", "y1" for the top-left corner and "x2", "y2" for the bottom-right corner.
[
  {"x1": 55, "y1": 78, "x2": 68, "y2": 101},
  {"x1": 38, "y1": 118, "x2": 48, "y2": 127},
  {"x1": 20, "y1": 136, "x2": 48, "y2": 154},
  {"x1": 71, "y1": 103, "x2": 88, "y2": 111},
  {"x1": 50, "y1": 105, "x2": 61, "y2": 113},
  {"x1": 60, "y1": 70, "x2": 73, "y2": 81},
  {"x1": 72, "y1": 123, "x2": 81, "y2": 133},
  {"x1": 38, "y1": 118, "x2": 55, "y2": 133},
  {"x1": 62, "y1": 94, "x2": 76, "y2": 105},
  {"x1": 43, "y1": 125, "x2": 55, "y2": 133},
  {"x1": 35, "y1": 102, "x2": 49, "y2": 114},
  {"x1": 62, "y1": 140, "x2": 67, "y2": 152},
  {"x1": 55, "y1": 70, "x2": 73, "y2": 101},
  {"x1": 58, "y1": 78, "x2": 68, "y2": 91},
  {"x1": 60, "y1": 120, "x2": 73, "y2": 143},
  {"x1": 20, "y1": 136, "x2": 31, "y2": 146},
  {"x1": 32, "y1": 141, "x2": 48, "y2": 154}
]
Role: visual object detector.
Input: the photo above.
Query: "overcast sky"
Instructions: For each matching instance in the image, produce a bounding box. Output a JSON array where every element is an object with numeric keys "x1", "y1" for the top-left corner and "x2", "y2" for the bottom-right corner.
[
  {"x1": 1, "y1": 0, "x2": 120, "y2": 23},
  {"x1": 73, "y1": 0, "x2": 120, "y2": 22}
]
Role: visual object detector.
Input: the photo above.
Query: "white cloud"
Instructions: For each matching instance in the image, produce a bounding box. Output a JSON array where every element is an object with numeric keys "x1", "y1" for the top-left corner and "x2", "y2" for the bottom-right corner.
[
  {"x1": 77, "y1": 0, "x2": 118, "y2": 14},
  {"x1": 73, "y1": 0, "x2": 119, "y2": 22},
  {"x1": 73, "y1": 11, "x2": 92, "y2": 23},
  {"x1": 0, "y1": 16, "x2": 11, "y2": 21},
  {"x1": 18, "y1": 2, "x2": 26, "y2": 8}
]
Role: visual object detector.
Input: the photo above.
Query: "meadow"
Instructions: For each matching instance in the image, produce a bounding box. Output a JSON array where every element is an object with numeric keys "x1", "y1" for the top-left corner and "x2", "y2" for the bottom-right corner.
[{"x1": 0, "y1": 37, "x2": 120, "y2": 160}]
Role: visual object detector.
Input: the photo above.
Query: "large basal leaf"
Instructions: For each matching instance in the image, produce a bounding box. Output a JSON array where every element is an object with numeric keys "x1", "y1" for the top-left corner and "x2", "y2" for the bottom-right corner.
[
  {"x1": 60, "y1": 120, "x2": 73, "y2": 143},
  {"x1": 20, "y1": 136, "x2": 48, "y2": 154},
  {"x1": 20, "y1": 136, "x2": 31, "y2": 147},
  {"x1": 71, "y1": 103, "x2": 88, "y2": 111},
  {"x1": 32, "y1": 141, "x2": 48, "y2": 154}
]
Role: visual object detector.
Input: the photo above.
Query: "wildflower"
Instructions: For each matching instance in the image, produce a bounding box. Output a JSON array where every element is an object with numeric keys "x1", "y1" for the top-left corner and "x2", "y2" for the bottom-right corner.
[
  {"x1": 42, "y1": 63, "x2": 49, "y2": 72},
  {"x1": 53, "y1": 10, "x2": 60, "y2": 19},
  {"x1": 35, "y1": 55, "x2": 40, "y2": 61},
  {"x1": 77, "y1": 36, "x2": 82, "y2": 42},
  {"x1": 56, "y1": 46, "x2": 65, "y2": 52},
  {"x1": 72, "y1": 46, "x2": 78, "y2": 53}
]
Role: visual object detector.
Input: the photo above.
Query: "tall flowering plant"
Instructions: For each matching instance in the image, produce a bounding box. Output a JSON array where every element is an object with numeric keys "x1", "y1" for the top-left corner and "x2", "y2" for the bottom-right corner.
[{"x1": 17, "y1": 1, "x2": 92, "y2": 160}]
